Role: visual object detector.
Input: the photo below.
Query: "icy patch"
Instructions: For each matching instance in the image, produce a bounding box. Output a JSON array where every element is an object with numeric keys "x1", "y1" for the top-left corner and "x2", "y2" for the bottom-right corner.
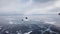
[
  {"x1": 9, "y1": 21, "x2": 13, "y2": 24},
  {"x1": 5, "y1": 31, "x2": 9, "y2": 33},
  {"x1": 24, "y1": 31, "x2": 32, "y2": 34},
  {"x1": 45, "y1": 21, "x2": 56, "y2": 25}
]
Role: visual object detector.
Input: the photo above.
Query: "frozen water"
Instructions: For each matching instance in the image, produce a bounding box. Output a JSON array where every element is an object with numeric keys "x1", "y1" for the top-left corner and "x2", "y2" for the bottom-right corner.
[{"x1": 0, "y1": 14, "x2": 60, "y2": 34}]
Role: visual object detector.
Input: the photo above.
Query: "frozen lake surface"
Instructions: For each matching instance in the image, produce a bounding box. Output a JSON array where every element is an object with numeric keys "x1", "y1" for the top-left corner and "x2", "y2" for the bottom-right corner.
[{"x1": 0, "y1": 14, "x2": 60, "y2": 34}]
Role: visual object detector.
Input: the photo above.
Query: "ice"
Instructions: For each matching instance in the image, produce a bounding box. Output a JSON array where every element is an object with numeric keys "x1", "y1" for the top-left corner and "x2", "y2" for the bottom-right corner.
[
  {"x1": 9, "y1": 21, "x2": 13, "y2": 24},
  {"x1": 45, "y1": 21, "x2": 56, "y2": 25},
  {"x1": 24, "y1": 31, "x2": 32, "y2": 34},
  {"x1": 5, "y1": 31, "x2": 9, "y2": 33}
]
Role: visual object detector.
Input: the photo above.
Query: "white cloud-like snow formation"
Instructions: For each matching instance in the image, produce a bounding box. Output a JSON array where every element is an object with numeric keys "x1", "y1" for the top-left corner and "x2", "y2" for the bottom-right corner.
[{"x1": 0, "y1": 0, "x2": 60, "y2": 15}]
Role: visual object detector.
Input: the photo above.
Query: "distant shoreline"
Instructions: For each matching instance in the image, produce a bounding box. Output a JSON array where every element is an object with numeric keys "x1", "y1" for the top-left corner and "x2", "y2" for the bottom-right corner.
[{"x1": 0, "y1": 14, "x2": 58, "y2": 16}]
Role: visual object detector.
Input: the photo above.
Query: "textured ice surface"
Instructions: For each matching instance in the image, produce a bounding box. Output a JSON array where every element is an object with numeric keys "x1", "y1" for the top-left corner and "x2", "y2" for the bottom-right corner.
[
  {"x1": 0, "y1": 23, "x2": 60, "y2": 34},
  {"x1": 0, "y1": 15, "x2": 60, "y2": 34}
]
